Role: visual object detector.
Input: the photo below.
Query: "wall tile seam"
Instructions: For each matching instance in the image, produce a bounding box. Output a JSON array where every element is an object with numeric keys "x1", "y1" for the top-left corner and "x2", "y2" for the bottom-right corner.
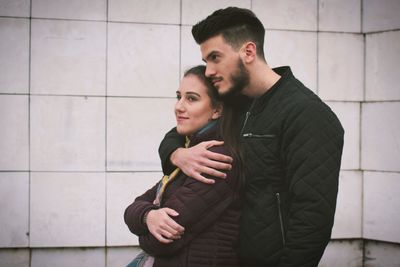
[
  {"x1": 23, "y1": 171, "x2": 163, "y2": 173},
  {"x1": 361, "y1": 100, "x2": 400, "y2": 104},
  {"x1": 0, "y1": 245, "x2": 136, "y2": 249},
  {"x1": 363, "y1": 28, "x2": 400, "y2": 35},
  {"x1": 19, "y1": 16, "x2": 184, "y2": 27},
  {"x1": 26, "y1": 94, "x2": 176, "y2": 99},
  {"x1": 0, "y1": 15, "x2": 30, "y2": 19},
  {"x1": 361, "y1": 170, "x2": 400, "y2": 174},
  {"x1": 0, "y1": 93, "x2": 30, "y2": 96}
]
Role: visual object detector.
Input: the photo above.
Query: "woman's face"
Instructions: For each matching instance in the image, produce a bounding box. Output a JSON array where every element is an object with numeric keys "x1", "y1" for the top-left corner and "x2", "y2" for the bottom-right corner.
[{"x1": 175, "y1": 75, "x2": 221, "y2": 136}]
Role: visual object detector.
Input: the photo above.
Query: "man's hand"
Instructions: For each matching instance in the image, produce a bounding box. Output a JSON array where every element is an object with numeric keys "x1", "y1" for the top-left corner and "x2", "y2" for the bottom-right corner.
[
  {"x1": 146, "y1": 208, "x2": 185, "y2": 244},
  {"x1": 170, "y1": 140, "x2": 233, "y2": 184}
]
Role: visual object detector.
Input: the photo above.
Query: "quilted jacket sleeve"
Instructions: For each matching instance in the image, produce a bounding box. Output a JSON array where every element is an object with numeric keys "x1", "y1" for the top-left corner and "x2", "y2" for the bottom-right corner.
[
  {"x1": 280, "y1": 100, "x2": 344, "y2": 267},
  {"x1": 158, "y1": 127, "x2": 185, "y2": 175},
  {"x1": 124, "y1": 183, "x2": 160, "y2": 236},
  {"x1": 139, "y1": 146, "x2": 239, "y2": 256}
]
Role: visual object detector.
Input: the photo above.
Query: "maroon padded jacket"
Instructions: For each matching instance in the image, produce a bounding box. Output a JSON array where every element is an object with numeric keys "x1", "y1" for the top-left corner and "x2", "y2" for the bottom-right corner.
[{"x1": 124, "y1": 124, "x2": 241, "y2": 267}]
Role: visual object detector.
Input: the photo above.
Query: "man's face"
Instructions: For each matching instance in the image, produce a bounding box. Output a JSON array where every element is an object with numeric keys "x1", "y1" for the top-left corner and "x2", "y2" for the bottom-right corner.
[{"x1": 200, "y1": 35, "x2": 249, "y2": 98}]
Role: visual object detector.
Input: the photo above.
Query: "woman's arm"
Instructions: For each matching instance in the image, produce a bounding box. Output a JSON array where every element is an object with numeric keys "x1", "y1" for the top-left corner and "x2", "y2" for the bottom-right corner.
[
  {"x1": 124, "y1": 183, "x2": 160, "y2": 235},
  {"x1": 140, "y1": 146, "x2": 240, "y2": 256}
]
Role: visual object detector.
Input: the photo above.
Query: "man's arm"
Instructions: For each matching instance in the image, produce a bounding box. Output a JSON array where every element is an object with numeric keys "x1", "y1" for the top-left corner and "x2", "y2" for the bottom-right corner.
[
  {"x1": 280, "y1": 100, "x2": 344, "y2": 267},
  {"x1": 158, "y1": 127, "x2": 185, "y2": 174},
  {"x1": 158, "y1": 127, "x2": 233, "y2": 183}
]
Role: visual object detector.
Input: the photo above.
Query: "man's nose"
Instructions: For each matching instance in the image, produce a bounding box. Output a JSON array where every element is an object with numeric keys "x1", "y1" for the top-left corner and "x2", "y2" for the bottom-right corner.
[{"x1": 205, "y1": 65, "x2": 216, "y2": 77}]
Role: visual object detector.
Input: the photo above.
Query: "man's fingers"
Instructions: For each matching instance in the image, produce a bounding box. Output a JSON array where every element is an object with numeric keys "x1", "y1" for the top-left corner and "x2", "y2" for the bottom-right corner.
[
  {"x1": 203, "y1": 140, "x2": 224, "y2": 149},
  {"x1": 205, "y1": 150, "x2": 233, "y2": 164},
  {"x1": 199, "y1": 165, "x2": 228, "y2": 179},
  {"x1": 204, "y1": 158, "x2": 232, "y2": 172},
  {"x1": 192, "y1": 172, "x2": 216, "y2": 184}
]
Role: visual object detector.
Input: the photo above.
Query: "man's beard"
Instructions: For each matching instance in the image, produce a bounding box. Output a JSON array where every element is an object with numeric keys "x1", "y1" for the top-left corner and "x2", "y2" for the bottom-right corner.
[{"x1": 219, "y1": 58, "x2": 250, "y2": 106}]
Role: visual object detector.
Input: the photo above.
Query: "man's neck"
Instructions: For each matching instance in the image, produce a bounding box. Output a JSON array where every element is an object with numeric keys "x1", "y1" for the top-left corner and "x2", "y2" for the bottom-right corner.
[{"x1": 243, "y1": 63, "x2": 281, "y2": 98}]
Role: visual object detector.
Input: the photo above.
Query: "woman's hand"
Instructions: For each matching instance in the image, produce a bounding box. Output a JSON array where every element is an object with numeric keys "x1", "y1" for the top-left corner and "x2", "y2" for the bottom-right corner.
[{"x1": 146, "y1": 208, "x2": 185, "y2": 244}]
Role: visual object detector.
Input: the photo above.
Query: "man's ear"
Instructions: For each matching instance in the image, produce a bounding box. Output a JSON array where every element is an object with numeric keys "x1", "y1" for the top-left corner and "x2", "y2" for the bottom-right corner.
[
  {"x1": 240, "y1": 41, "x2": 257, "y2": 63},
  {"x1": 211, "y1": 104, "x2": 223, "y2": 120}
]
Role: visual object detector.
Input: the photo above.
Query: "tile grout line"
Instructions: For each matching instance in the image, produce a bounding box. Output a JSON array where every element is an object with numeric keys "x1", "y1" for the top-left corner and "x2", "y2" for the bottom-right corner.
[
  {"x1": 105, "y1": 0, "x2": 109, "y2": 264},
  {"x1": 28, "y1": 0, "x2": 33, "y2": 265}
]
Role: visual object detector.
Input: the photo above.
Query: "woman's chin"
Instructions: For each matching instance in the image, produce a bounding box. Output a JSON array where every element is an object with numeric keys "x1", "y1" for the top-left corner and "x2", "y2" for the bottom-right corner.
[{"x1": 176, "y1": 127, "x2": 193, "y2": 136}]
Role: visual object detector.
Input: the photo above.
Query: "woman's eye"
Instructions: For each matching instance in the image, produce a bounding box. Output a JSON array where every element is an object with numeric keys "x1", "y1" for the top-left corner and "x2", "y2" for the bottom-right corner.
[
  {"x1": 187, "y1": 96, "x2": 197, "y2": 102},
  {"x1": 176, "y1": 95, "x2": 181, "y2": 100}
]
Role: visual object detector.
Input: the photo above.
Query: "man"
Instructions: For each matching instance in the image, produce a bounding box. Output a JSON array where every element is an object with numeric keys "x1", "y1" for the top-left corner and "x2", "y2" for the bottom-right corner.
[{"x1": 158, "y1": 7, "x2": 344, "y2": 267}]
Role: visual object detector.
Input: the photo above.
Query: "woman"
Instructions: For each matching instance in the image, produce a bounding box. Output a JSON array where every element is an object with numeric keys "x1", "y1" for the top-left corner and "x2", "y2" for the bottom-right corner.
[{"x1": 124, "y1": 65, "x2": 244, "y2": 267}]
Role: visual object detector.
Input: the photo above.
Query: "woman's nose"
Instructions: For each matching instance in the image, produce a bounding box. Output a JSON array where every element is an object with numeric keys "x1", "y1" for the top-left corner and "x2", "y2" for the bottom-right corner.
[{"x1": 175, "y1": 98, "x2": 185, "y2": 112}]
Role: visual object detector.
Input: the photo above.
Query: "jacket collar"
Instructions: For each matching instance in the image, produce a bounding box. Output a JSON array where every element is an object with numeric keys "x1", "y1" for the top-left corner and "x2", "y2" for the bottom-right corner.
[
  {"x1": 189, "y1": 120, "x2": 220, "y2": 146},
  {"x1": 249, "y1": 66, "x2": 293, "y2": 115}
]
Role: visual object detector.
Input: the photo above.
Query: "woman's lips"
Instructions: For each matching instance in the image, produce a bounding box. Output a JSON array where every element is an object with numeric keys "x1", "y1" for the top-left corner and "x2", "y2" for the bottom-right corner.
[{"x1": 176, "y1": 116, "x2": 189, "y2": 123}]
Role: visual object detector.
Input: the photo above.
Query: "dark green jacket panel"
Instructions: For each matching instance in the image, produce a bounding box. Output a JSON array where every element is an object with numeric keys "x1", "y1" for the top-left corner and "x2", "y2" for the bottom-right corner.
[{"x1": 239, "y1": 67, "x2": 344, "y2": 267}]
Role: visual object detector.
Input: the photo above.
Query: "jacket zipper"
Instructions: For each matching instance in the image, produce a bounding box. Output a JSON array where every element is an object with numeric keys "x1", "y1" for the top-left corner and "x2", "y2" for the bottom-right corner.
[
  {"x1": 276, "y1": 192, "x2": 286, "y2": 245},
  {"x1": 242, "y1": 133, "x2": 276, "y2": 138},
  {"x1": 240, "y1": 100, "x2": 257, "y2": 136}
]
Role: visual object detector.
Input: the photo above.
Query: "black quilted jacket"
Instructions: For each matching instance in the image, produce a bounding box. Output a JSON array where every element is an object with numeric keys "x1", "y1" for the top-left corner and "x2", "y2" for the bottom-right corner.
[{"x1": 159, "y1": 66, "x2": 344, "y2": 267}]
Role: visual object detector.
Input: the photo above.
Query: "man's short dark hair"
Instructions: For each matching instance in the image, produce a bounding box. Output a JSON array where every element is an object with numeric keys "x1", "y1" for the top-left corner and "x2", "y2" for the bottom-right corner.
[{"x1": 192, "y1": 7, "x2": 266, "y2": 59}]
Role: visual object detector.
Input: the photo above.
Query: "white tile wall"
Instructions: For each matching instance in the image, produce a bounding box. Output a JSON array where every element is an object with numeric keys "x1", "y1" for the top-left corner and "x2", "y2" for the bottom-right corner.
[
  {"x1": 107, "y1": 172, "x2": 162, "y2": 246},
  {"x1": 361, "y1": 102, "x2": 400, "y2": 172},
  {"x1": 31, "y1": 0, "x2": 106, "y2": 21},
  {"x1": 31, "y1": 19, "x2": 106, "y2": 96},
  {"x1": 253, "y1": 0, "x2": 318, "y2": 31},
  {"x1": 318, "y1": 32, "x2": 364, "y2": 101},
  {"x1": 319, "y1": 240, "x2": 363, "y2": 267},
  {"x1": 30, "y1": 172, "x2": 106, "y2": 247},
  {"x1": 0, "y1": 0, "x2": 399, "y2": 263},
  {"x1": 107, "y1": 97, "x2": 175, "y2": 171},
  {"x1": 364, "y1": 172, "x2": 400, "y2": 243},
  {"x1": 107, "y1": 247, "x2": 142, "y2": 267},
  {"x1": 0, "y1": 173, "x2": 29, "y2": 247},
  {"x1": 366, "y1": 31, "x2": 400, "y2": 101},
  {"x1": 363, "y1": 0, "x2": 400, "y2": 32},
  {"x1": 265, "y1": 30, "x2": 317, "y2": 92},
  {"x1": 327, "y1": 102, "x2": 360, "y2": 170},
  {"x1": 0, "y1": 95, "x2": 29, "y2": 170},
  {"x1": 108, "y1": 0, "x2": 180, "y2": 24},
  {"x1": 30, "y1": 96, "x2": 105, "y2": 171},
  {"x1": 107, "y1": 23, "x2": 179, "y2": 97},
  {"x1": 365, "y1": 241, "x2": 400, "y2": 267},
  {"x1": 331, "y1": 171, "x2": 362, "y2": 238},
  {"x1": 319, "y1": 0, "x2": 361, "y2": 32},
  {"x1": 181, "y1": 26, "x2": 204, "y2": 76},
  {"x1": 0, "y1": 0, "x2": 30, "y2": 17},
  {"x1": 31, "y1": 248, "x2": 105, "y2": 267},
  {"x1": 0, "y1": 249, "x2": 29, "y2": 267},
  {"x1": 0, "y1": 18, "x2": 29, "y2": 94},
  {"x1": 182, "y1": 0, "x2": 251, "y2": 25}
]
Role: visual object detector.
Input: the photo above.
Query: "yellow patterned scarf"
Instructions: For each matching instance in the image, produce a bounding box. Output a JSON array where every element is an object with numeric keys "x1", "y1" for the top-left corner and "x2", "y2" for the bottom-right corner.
[{"x1": 153, "y1": 136, "x2": 190, "y2": 206}]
